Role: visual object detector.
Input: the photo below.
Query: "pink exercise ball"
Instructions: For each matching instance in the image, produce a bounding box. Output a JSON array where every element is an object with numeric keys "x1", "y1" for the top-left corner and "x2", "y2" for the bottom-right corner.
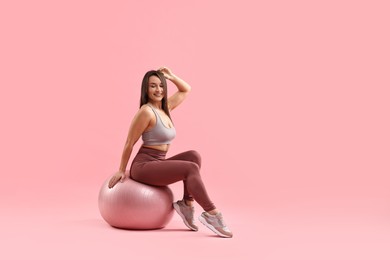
[{"x1": 98, "y1": 177, "x2": 174, "y2": 229}]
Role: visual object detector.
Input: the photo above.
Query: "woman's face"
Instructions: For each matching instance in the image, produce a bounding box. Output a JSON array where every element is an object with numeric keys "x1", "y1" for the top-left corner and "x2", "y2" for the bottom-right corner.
[{"x1": 147, "y1": 75, "x2": 164, "y2": 102}]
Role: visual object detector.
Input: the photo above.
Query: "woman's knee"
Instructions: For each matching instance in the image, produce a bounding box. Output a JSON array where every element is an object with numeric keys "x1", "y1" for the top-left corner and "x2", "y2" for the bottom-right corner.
[
  {"x1": 186, "y1": 161, "x2": 201, "y2": 177},
  {"x1": 187, "y1": 150, "x2": 202, "y2": 167}
]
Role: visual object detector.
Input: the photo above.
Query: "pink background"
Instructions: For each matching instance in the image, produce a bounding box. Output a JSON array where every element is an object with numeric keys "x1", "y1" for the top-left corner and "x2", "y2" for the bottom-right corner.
[{"x1": 1, "y1": 0, "x2": 389, "y2": 259}]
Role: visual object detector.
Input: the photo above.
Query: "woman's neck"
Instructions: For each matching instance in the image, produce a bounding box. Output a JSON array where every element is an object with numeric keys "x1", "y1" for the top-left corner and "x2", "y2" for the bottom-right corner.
[{"x1": 147, "y1": 101, "x2": 162, "y2": 110}]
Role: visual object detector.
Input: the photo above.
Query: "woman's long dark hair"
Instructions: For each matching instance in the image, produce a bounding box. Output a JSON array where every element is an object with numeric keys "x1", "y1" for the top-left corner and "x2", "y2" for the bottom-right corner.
[{"x1": 140, "y1": 70, "x2": 172, "y2": 120}]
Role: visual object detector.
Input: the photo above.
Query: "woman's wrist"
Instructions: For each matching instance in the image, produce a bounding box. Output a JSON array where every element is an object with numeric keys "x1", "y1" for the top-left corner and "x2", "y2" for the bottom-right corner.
[{"x1": 167, "y1": 74, "x2": 177, "y2": 81}]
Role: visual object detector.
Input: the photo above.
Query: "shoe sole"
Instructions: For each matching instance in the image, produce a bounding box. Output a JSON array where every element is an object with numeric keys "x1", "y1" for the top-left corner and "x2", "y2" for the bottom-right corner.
[
  {"x1": 173, "y1": 203, "x2": 198, "y2": 231},
  {"x1": 198, "y1": 215, "x2": 232, "y2": 238}
]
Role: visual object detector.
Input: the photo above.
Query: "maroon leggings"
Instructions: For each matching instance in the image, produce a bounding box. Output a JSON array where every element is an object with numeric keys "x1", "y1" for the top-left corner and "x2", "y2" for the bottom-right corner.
[{"x1": 130, "y1": 147, "x2": 216, "y2": 212}]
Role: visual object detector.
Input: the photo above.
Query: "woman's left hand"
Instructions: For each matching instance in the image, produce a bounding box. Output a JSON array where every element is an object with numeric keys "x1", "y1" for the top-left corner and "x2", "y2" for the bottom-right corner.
[
  {"x1": 158, "y1": 66, "x2": 175, "y2": 80},
  {"x1": 108, "y1": 171, "x2": 127, "y2": 189}
]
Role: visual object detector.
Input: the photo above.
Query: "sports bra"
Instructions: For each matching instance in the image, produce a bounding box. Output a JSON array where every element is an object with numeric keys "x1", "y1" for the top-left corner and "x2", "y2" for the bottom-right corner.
[{"x1": 142, "y1": 105, "x2": 176, "y2": 146}]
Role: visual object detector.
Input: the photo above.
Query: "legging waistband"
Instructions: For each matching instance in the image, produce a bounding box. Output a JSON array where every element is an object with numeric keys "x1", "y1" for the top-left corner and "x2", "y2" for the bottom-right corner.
[{"x1": 137, "y1": 146, "x2": 167, "y2": 160}]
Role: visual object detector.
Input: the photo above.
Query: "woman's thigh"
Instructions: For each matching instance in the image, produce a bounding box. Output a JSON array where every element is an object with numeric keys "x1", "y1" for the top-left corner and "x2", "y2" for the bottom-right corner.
[
  {"x1": 131, "y1": 159, "x2": 199, "y2": 186},
  {"x1": 166, "y1": 150, "x2": 201, "y2": 168}
]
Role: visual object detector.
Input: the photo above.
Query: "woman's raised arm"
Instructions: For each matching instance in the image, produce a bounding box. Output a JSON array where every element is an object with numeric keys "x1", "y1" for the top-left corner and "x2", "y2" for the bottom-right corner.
[{"x1": 159, "y1": 67, "x2": 191, "y2": 111}]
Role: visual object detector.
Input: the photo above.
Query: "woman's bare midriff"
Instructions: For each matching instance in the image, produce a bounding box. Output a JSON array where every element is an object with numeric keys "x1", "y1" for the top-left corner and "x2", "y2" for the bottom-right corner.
[{"x1": 142, "y1": 144, "x2": 170, "y2": 152}]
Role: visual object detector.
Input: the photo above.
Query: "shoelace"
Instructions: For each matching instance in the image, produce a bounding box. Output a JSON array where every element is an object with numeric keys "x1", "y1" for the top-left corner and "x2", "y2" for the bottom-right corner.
[
  {"x1": 182, "y1": 203, "x2": 195, "y2": 222},
  {"x1": 216, "y1": 214, "x2": 226, "y2": 227},
  {"x1": 189, "y1": 208, "x2": 195, "y2": 222}
]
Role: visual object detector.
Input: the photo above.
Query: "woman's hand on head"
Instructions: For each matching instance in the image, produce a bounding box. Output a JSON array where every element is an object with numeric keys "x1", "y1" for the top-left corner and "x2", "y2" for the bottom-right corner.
[
  {"x1": 158, "y1": 66, "x2": 175, "y2": 80},
  {"x1": 108, "y1": 171, "x2": 126, "y2": 189}
]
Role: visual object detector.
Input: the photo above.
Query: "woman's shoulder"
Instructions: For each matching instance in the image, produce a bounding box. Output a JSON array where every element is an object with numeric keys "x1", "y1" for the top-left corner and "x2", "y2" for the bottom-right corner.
[
  {"x1": 131, "y1": 105, "x2": 154, "y2": 124},
  {"x1": 138, "y1": 104, "x2": 154, "y2": 117}
]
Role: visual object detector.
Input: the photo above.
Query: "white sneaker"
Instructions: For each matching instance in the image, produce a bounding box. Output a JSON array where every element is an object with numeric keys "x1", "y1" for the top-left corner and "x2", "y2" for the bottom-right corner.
[
  {"x1": 173, "y1": 200, "x2": 198, "y2": 231},
  {"x1": 198, "y1": 212, "x2": 233, "y2": 238}
]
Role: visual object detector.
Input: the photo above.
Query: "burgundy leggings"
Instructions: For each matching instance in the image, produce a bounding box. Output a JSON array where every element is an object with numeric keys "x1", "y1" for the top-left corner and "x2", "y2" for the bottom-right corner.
[{"x1": 130, "y1": 147, "x2": 216, "y2": 212}]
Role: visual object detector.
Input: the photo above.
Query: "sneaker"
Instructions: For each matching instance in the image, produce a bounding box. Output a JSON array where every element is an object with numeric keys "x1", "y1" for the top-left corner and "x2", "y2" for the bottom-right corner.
[
  {"x1": 198, "y1": 212, "x2": 233, "y2": 238},
  {"x1": 173, "y1": 200, "x2": 198, "y2": 231}
]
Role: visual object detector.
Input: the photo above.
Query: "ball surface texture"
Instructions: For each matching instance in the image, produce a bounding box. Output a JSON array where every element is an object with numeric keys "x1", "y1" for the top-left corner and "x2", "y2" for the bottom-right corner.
[{"x1": 98, "y1": 177, "x2": 174, "y2": 229}]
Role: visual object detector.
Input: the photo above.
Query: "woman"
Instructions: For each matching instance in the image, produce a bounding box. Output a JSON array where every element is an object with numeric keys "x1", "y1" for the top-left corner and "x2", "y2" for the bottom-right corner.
[{"x1": 108, "y1": 67, "x2": 232, "y2": 238}]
